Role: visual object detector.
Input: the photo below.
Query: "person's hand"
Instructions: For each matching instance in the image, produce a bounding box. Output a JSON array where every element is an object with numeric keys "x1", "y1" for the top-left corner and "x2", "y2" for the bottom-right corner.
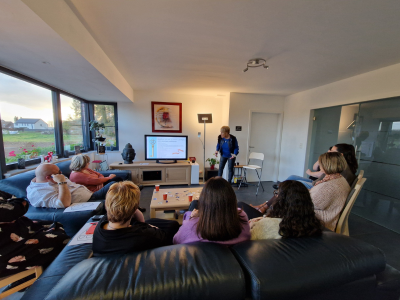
[
  {"x1": 230, "y1": 155, "x2": 235, "y2": 160},
  {"x1": 108, "y1": 174, "x2": 116, "y2": 179},
  {"x1": 190, "y1": 209, "x2": 199, "y2": 218},
  {"x1": 306, "y1": 169, "x2": 312, "y2": 175},
  {"x1": 249, "y1": 217, "x2": 263, "y2": 229},
  {"x1": 148, "y1": 224, "x2": 159, "y2": 229},
  {"x1": 52, "y1": 174, "x2": 66, "y2": 183},
  {"x1": 214, "y1": 151, "x2": 218, "y2": 157}
]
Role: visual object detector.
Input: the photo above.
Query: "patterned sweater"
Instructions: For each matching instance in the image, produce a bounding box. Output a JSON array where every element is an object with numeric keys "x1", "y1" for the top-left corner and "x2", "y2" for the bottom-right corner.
[{"x1": 310, "y1": 176, "x2": 350, "y2": 231}]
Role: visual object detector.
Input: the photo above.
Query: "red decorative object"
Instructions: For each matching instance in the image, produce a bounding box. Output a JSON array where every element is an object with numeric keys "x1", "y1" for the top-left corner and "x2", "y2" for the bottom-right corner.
[
  {"x1": 151, "y1": 102, "x2": 182, "y2": 133},
  {"x1": 92, "y1": 160, "x2": 102, "y2": 163},
  {"x1": 44, "y1": 151, "x2": 53, "y2": 162},
  {"x1": 210, "y1": 165, "x2": 215, "y2": 170}
]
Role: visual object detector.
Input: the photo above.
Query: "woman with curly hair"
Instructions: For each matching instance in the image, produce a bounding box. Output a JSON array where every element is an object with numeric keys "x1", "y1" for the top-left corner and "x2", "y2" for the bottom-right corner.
[{"x1": 239, "y1": 181, "x2": 323, "y2": 239}]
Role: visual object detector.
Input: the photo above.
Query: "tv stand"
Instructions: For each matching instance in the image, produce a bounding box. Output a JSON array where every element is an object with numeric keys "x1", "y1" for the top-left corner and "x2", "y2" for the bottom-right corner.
[
  {"x1": 156, "y1": 160, "x2": 177, "y2": 164},
  {"x1": 109, "y1": 161, "x2": 193, "y2": 186}
]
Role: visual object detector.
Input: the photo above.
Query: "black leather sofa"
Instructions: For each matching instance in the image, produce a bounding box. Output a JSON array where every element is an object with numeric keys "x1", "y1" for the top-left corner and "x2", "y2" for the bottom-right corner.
[
  {"x1": 20, "y1": 216, "x2": 400, "y2": 300},
  {"x1": 0, "y1": 160, "x2": 130, "y2": 236}
]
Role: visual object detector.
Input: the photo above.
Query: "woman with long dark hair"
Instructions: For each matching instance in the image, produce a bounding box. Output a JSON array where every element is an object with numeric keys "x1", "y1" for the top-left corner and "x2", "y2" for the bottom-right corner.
[
  {"x1": 173, "y1": 177, "x2": 250, "y2": 245},
  {"x1": 241, "y1": 181, "x2": 323, "y2": 239}
]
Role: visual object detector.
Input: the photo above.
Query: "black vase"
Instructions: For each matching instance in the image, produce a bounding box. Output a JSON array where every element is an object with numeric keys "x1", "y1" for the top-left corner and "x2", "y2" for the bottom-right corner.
[{"x1": 17, "y1": 158, "x2": 26, "y2": 169}]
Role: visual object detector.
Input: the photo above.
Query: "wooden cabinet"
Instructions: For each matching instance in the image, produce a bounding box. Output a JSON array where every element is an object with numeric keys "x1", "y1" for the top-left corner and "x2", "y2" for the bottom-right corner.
[
  {"x1": 109, "y1": 161, "x2": 192, "y2": 186},
  {"x1": 166, "y1": 167, "x2": 190, "y2": 184},
  {"x1": 130, "y1": 168, "x2": 140, "y2": 184}
]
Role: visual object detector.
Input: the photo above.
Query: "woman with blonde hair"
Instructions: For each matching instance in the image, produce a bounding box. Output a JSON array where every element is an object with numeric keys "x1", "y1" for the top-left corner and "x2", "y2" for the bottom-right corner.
[{"x1": 93, "y1": 181, "x2": 179, "y2": 256}]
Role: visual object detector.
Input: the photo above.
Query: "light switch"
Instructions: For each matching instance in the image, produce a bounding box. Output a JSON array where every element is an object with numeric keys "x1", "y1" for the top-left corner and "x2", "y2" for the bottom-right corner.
[{"x1": 299, "y1": 143, "x2": 303, "y2": 149}]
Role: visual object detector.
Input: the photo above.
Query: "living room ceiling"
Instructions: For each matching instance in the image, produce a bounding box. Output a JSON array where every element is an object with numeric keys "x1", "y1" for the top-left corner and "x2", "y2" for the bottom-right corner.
[{"x1": 2, "y1": 0, "x2": 400, "y2": 100}]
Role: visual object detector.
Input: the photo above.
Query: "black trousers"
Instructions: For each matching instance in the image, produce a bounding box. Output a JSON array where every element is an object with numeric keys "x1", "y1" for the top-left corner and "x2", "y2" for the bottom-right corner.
[
  {"x1": 145, "y1": 218, "x2": 180, "y2": 244},
  {"x1": 237, "y1": 202, "x2": 263, "y2": 220}
]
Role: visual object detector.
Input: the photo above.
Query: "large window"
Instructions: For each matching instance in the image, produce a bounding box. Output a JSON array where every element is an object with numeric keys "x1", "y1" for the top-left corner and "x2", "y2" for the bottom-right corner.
[
  {"x1": 0, "y1": 67, "x2": 119, "y2": 176},
  {"x1": 61, "y1": 94, "x2": 84, "y2": 152},
  {"x1": 0, "y1": 72, "x2": 56, "y2": 164}
]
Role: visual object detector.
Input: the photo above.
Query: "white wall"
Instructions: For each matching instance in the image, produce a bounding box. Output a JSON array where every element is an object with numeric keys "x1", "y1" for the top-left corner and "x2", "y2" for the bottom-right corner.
[
  {"x1": 116, "y1": 91, "x2": 229, "y2": 175},
  {"x1": 229, "y1": 92, "x2": 285, "y2": 166},
  {"x1": 279, "y1": 62, "x2": 400, "y2": 181}
]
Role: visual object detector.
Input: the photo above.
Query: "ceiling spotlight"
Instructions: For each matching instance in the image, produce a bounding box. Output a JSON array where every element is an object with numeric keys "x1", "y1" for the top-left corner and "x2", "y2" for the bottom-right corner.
[{"x1": 243, "y1": 58, "x2": 268, "y2": 72}]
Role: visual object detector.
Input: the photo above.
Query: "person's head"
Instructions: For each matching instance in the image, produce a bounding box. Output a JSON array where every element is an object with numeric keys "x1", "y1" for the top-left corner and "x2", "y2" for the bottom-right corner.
[
  {"x1": 220, "y1": 126, "x2": 230, "y2": 138},
  {"x1": 197, "y1": 177, "x2": 245, "y2": 241},
  {"x1": 35, "y1": 163, "x2": 61, "y2": 183},
  {"x1": 331, "y1": 143, "x2": 358, "y2": 174},
  {"x1": 105, "y1": 181, "x2": 140, "y2": 224},
  {"x1": 69, "y1": 154, "x2": 91, "y2": 171},
  {"x1": 318, "y1": 152, "x2": 347, "y2": 175},
  {"x1": 269, "y1": 180, "x2": 323, "y2": 237}
]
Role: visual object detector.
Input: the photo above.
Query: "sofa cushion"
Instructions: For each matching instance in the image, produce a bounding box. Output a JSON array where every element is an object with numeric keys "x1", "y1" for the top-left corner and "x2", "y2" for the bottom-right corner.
[
  {"x1": 231, "y1": 231, "x2": 386, "y2": 300},
  {"x1": 21, "y1": 233, "x2": 94, "y2": 300},
  {"x1": 43, "y1": 242, "x2": 246, "y2": 300},
  {"x1": 377, "y1": 264, "x2": 400, "y2": 291},
  {"x1": 0, "y1": 169, "x2": 36, "y2": 198},
  {"x1": 26, "y1": 203, "x2": 104, "y2": 237}
]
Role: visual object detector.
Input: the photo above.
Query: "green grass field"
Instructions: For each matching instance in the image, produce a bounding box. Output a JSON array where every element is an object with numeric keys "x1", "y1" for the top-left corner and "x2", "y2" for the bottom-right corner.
[{"x1": 3, "y1": 131, "x2": 83, "y2": 144}]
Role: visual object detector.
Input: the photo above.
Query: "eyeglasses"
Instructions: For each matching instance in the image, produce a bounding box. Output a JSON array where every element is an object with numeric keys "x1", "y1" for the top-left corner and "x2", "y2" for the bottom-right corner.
[{"x1": 273, "y1": 190, "x2": 279, "y2": 197}]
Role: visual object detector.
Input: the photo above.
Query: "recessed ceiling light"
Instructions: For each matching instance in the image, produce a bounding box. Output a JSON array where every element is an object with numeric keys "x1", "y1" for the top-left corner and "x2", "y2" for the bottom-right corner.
[{"x1": 42, "y1": 61, "x2": 50, "y2": 65}]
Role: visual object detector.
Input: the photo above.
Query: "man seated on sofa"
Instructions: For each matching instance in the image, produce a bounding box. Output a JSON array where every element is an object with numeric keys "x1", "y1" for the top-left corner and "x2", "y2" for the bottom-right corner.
[{"x1": 27, "y1": 163, "x2": 115, "y2": 208}]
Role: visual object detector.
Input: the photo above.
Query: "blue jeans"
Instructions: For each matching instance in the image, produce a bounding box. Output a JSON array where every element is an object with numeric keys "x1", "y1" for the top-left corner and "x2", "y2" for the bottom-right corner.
[
  {"x1": 286, "y1": 175, "x2": 313, "y2": 189},
  {"x1": 90, "y1": 181, "x2": 116, "y2": 200},
  {"x1": 218, "y1": 156, "x2": 236, "y2": 183}
]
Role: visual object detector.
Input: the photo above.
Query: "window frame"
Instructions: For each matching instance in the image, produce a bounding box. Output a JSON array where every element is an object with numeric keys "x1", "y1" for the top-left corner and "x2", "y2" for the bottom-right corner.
[{"x1": 0, "y1": 66, "x2": 118, "y2": 178}]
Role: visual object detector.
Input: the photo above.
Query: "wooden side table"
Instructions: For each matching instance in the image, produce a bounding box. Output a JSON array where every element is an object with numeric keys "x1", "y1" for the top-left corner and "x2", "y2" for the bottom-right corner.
[{"x1": 204, "y1": 167, "x2": 219, "y2": 181}]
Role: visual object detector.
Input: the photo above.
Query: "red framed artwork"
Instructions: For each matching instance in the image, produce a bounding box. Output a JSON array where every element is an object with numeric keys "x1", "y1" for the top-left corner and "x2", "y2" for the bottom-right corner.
[{"x1": 151, "y1": 102, "x2": 182, "y2": 133}]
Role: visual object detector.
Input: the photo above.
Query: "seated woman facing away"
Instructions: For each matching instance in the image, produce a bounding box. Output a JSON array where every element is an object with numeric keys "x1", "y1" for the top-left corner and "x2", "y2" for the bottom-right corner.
[
  {"x1": 239, "y1": 181, "x2": 323, "y2": 240},
  {"x1": 93, "y1": 182, "x2": 179, "y2": 256},
  {"x1": 69, "y1": 154, "x2": 122, "y2": 193},
  {"x1": 173, "y1": 177, "x2": 250, "y2": 246},
  {"x1": 253, "y1": 144, "x2": 357, "y2": 214},
  {"x1": 243, "y1": 152, "x2": 350, "y2": 232},
  {"x1": 0, "y1": 190, "x2": 69, "y2": 277}
]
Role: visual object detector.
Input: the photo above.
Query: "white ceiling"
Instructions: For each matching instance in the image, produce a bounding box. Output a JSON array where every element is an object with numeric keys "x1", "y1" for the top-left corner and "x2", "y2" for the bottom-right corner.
[{"x1": 2, "y1": 0, "x2": 400, "y2": 100}]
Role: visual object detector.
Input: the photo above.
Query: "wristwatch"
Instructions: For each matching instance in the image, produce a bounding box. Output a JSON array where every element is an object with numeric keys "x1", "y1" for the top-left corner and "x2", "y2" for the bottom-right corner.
[{"x1": 58, "y1": 182, "x2": 68, "y2": 185}]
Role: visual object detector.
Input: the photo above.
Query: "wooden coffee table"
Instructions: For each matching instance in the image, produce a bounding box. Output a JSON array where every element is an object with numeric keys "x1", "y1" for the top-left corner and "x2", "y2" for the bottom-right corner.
[{"x1": 150, "y1": 187, "x2": 203, "y2": 220}]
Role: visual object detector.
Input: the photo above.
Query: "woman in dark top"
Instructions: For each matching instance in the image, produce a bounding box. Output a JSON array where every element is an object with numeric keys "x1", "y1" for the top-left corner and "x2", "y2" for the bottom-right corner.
[
  {"x1": 0, "y1": 191, "x2": 69, "y2": 277},
  {"x1": 92, "y1": 182, "x2": 179, "y2": 256},
  {"x1": 215, "y1": 126, "x2": 239, "y2": 184}
]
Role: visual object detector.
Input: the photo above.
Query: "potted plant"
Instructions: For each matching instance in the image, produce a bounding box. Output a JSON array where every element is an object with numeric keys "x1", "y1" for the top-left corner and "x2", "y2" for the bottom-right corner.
[
  {"x1": 206, "y1": 157, "x2": 219, "y2": 170},
  {"x1": 89, "y1": 120, "x2": 105, "y2": 138},
  {"x1": 89, "y1": 120, "x2": 106, "y2": 153}
]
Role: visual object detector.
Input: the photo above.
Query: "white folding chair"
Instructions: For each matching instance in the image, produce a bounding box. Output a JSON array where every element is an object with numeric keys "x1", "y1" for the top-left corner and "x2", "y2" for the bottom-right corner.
[{"x1": 238, "y1": 152, "x2": 265, "y2": 195}]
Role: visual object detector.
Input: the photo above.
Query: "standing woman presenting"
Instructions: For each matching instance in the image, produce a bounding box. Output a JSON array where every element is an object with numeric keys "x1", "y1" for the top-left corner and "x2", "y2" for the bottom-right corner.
[{"x1": 215, "y1": 126, "x2": 239, "y2": 184}]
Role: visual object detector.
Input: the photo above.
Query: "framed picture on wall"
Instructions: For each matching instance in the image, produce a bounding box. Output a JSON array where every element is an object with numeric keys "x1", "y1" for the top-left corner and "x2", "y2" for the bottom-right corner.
[{"x1": 151, "y1": 102, "x2": 182, "y2": 133}]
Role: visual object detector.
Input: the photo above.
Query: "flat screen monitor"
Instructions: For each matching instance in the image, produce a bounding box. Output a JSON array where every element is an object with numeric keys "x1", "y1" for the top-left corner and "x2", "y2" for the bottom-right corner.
[{"x1": 145, "y1": 135, "x2": 188, "y2": 163}]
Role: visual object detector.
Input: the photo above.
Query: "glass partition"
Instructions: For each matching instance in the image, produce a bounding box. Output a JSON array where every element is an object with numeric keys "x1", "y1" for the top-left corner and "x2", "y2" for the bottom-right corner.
[{"x1": 308, "y1": 98, "x2": 400, "y2": 233}]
